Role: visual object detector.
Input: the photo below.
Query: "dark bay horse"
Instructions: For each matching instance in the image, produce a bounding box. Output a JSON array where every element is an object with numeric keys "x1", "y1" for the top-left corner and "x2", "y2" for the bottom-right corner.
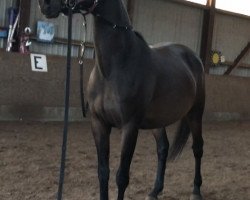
[{"x1": 38, "y1": 0, "x2": 205, "y2": 200}]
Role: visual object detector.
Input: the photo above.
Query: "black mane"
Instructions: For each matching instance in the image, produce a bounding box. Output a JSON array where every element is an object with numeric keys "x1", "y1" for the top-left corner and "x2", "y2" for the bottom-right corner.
[{"x1": 134, "y1": 31, "x2": 148, "y2": 44}]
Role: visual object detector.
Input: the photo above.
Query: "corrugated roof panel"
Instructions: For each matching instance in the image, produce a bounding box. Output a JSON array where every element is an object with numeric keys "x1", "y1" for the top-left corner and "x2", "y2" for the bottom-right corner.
[
  {"x1": 133, "y1": 0, "x2": 204, "y2": 54},
  {"x1": 213, "y1": 13, "x2": 250, "y2": 64}
]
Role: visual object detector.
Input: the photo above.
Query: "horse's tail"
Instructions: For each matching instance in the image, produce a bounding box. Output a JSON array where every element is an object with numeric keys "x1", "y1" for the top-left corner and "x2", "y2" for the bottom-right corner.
[{"x1": 168, "y1": 118, "x2": 190, "y2": 161}]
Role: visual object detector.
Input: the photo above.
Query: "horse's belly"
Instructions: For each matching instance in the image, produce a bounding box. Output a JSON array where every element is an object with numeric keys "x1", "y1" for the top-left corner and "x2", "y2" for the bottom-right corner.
[{"x1": 140, "y1": 94, "x2": 195, "y2": 129}]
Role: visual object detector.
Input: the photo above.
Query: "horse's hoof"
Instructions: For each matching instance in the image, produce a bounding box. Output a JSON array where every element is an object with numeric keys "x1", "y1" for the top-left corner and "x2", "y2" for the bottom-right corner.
[
  {"x1": 190, "y1": 194, "x2": 203, "y2": 200},
  {"x1": 145, "y1": 196, "x2": 158, "y2": 200}
]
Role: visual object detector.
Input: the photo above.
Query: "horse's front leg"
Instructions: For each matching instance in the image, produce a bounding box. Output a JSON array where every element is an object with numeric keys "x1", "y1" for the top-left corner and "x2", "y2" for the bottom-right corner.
[
  {"x1": 91, "y1": 116, "x2": 111, "y2": 200},
  {"x1": 146, "y1": 128, "x2": 169, "y2": 200},
  {"x1": 116, "y1": 123, "x2": 139, "y2": 200}
]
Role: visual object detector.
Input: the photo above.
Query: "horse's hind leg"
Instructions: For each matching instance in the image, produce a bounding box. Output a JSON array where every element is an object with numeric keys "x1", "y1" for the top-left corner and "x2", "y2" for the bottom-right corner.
[
  {"x1": 187, "y1": 106, "x2": 204, "y2": 200},
  {"x1": 146, "y1": 128, "x2": 169, "y2": 200}
]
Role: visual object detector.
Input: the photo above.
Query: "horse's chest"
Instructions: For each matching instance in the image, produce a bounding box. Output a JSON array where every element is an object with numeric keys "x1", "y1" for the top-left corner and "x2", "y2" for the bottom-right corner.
[
  {"x1": 91, "y1": 84, "x2": 143, "y2": 127},
  {"x1": 91, "y1": 87, "x2": 123, "y2": 126}
]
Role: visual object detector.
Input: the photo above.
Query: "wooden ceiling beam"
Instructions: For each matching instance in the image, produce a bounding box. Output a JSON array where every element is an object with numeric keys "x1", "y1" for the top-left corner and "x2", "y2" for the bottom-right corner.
[{"x1": 224, "y1": 42, "x2": 250, "y2": 75}]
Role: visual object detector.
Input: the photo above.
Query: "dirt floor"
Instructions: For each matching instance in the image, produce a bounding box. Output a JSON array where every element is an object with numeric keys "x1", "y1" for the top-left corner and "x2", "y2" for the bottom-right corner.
[{"x1": 0, "y1": 121, "x2": 249, "y2": 200}]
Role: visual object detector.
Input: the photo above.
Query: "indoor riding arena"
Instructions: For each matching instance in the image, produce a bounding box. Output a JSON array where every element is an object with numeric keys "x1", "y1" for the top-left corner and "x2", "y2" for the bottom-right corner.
[{"x1": 0, "y1": 0, "x2": 250, "y2": 200}]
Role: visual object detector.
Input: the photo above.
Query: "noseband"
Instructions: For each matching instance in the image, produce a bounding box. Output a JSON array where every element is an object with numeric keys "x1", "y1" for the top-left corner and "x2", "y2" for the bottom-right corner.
[{"x1": 63, "y1": 0, "x2": 99, "y2": 14}]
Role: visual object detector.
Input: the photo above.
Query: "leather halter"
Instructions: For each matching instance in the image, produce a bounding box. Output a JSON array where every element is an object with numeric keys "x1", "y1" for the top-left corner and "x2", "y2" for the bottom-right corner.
[
  {"x1": 63, "y1": 0, "x2": 132, "y2": 30},
  {"x1": 63, "y1": 0, "x2": 99, "y2": 14}
]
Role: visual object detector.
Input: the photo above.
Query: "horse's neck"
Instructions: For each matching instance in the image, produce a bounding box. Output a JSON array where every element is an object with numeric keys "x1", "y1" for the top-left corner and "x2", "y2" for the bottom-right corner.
[
  {"x1": 93, "y1": 0, "x2": 133, "y2": 78},
  {"x1": 94, "y1": 0, "x2": 131, "y2": 26}
]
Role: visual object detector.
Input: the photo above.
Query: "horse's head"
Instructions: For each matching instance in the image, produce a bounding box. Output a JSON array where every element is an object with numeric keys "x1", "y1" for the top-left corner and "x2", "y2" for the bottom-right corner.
[
  {"x1": 38, "y1": 0, "x2": 99, "y2": 18},
  {"x1": 38, "y1": 0, "x2": 62, "y2": 18}
]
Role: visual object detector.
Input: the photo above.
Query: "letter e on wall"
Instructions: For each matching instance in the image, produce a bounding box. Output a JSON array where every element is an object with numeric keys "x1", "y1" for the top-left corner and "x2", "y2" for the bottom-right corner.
[{"x1": 30, "y1": 54, "x2": 48, "y2": 72}]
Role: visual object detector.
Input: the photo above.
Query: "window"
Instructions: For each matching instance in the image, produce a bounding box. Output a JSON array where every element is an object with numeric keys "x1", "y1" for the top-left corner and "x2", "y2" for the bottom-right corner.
[
  {"x1": 185, "y1": 0, "x2": 207, "y2": 5},
  {"x1": 216, "y1": 0, "x2": 250, "y2": 16}
]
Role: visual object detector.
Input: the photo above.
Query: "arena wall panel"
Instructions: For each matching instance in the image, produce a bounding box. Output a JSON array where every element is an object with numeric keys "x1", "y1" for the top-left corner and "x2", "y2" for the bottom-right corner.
[{"x1": 1, "y1": 51, "x2": 249, "y2": 121}]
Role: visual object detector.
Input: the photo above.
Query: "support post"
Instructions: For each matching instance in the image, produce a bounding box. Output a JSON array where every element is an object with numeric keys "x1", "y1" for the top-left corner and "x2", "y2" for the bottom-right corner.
[
  {"x1": 17, "y1": 0, "x2": 32, "y2": 34},
  {"x1": 200, "y1": 0, "x2": 216, "y2": 73}
]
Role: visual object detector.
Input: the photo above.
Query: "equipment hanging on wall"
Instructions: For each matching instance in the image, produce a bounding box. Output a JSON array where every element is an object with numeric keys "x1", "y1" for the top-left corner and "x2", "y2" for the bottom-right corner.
[
  {"x1": 0, "y1": 28, "x2": 8, "y2": 38},
  {"x1": 6, "y1": 7, "x2": 20, "y2": 52},
  {"x1": 37, "y1": 21, "x2": 55, "y2": 42},
  {"x1": 19, "y1": 27, "x2": 32, "y2": 54},
  {"x1": 210, "y1": 50, "x2": 225, "y2": 66}
]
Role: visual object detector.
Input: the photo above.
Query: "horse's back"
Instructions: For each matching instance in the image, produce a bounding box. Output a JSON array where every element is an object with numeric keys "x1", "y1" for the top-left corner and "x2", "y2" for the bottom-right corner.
[{"x1": 151, "y1": 43, "x2": 204, "y2": 77}]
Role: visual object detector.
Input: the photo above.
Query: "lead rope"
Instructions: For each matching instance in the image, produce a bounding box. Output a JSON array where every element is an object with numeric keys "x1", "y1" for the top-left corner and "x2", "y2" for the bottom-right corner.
[
  {"x1": 78, "y1": 15, "x2": 87, "y2": 118},
  {"x1": 57, "y1": 4, "x2": 73, "y2": 200}
]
